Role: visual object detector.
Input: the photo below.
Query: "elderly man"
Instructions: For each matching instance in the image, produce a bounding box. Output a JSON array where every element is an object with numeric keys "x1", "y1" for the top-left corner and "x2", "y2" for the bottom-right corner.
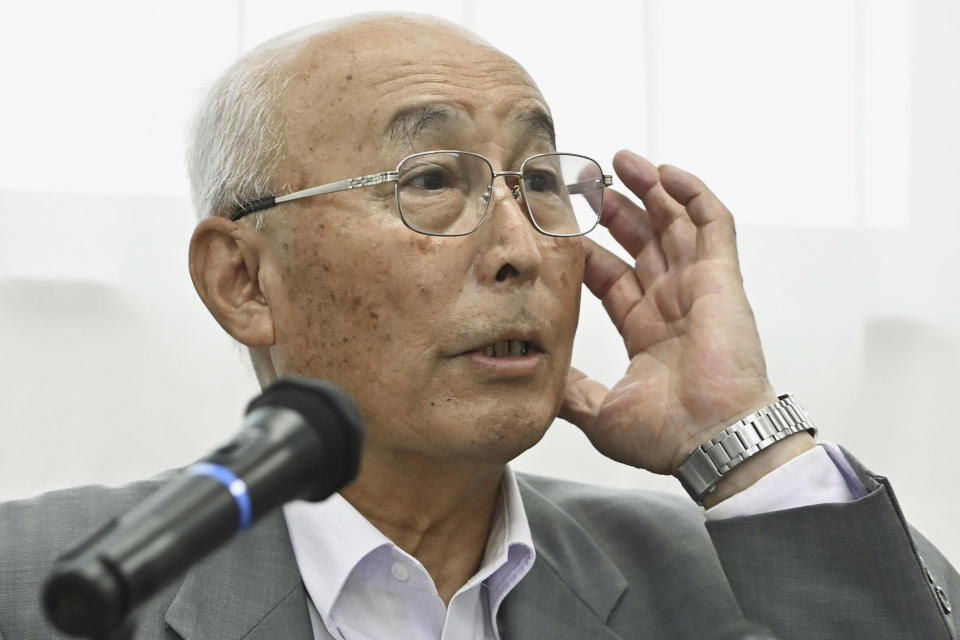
[{"x1": 1, "y1": 13, "x2": 957, "y2": 640}]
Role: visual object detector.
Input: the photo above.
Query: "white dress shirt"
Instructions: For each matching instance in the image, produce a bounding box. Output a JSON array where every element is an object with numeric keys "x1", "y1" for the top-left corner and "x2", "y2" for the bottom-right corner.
[
  {"x1": 283, "y1": 467, "x2": 535, "y2": 640},
  {"x1": 284, "y1": 443, "x2": 864, "y2": 640}
]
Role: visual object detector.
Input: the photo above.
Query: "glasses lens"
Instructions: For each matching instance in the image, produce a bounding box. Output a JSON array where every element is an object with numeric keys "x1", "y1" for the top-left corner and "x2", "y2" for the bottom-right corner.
[
  {"x1": 521, "y1": 154, "x2": 604, "y2": 236},
  {"x1": 396, "y1": 152, "x2": 492, "y2": 235}
]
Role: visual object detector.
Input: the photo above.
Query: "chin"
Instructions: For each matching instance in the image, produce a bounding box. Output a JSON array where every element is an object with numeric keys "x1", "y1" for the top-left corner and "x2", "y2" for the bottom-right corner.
[{"x1": 447, "y1": 398, "x2": 557, "y2": 464}]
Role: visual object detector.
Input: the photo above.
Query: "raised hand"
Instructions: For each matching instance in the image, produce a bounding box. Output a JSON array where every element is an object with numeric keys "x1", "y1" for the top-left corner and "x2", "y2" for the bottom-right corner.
[{"x1": 561, "y1": 150, "x2": 789, "y2": 477}]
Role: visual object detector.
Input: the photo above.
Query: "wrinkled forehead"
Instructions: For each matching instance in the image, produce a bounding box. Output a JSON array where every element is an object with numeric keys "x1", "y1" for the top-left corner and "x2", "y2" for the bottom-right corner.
[{"x1": 275, "y1": 19, "x2": 551, "y2": 177}]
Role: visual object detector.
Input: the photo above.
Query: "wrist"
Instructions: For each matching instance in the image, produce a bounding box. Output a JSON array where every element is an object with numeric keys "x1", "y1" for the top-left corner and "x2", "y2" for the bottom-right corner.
[
  {"x1": 701, "y1": 432, "x2": 815, "y2": 508},
  {"x1": 672, "y1": 390, "x2": 779, "y2": 473},
  {"x1": 674, "y1": 394, "x2": 817, "y2": 506}
]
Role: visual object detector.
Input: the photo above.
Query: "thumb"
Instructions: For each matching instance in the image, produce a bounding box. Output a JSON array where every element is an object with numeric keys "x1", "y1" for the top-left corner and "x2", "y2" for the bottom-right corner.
[
  {"x1": 559, "y1": 366, "x2": 609, "y2": 429},
  {"x1": 561, "y1": 372, "x2": 655, "y2": 471}
]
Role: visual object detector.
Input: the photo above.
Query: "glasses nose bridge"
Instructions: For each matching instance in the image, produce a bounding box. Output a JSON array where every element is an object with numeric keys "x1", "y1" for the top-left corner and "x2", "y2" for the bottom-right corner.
[{"x1": 489, "y1": 169, "x2": 524, "y2": 202}]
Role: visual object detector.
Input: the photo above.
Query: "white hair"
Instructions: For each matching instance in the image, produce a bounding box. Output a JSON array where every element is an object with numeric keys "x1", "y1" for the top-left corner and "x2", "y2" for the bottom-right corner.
[
  {"x1": 185, "y1": 25, "x2": 328, "y2": 225},
  {"x1": 186, "y1": 14, "x2": 481, "y2": 226}
]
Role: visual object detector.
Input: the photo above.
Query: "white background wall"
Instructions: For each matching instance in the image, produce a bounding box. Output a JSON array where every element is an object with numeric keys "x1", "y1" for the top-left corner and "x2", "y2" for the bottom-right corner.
[{"x1": 1, "y1": 0, "x2": 957, "y2": 566}]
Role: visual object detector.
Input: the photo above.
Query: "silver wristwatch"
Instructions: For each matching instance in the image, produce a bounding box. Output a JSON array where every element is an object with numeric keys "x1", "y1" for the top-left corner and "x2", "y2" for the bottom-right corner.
[{"x1": 674, "y1": 394, "x2": 817, "y2": 505}]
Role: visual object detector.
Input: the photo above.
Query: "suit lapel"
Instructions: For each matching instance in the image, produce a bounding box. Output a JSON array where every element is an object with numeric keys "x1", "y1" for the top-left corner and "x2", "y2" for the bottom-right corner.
[
  {"x1": 161, "y1": 477, "x2": 630, "y2": 640},
  {"x1": 499, "y1": 478, "x2": 627, "y2": 640},
  {"x1": 164, "y1": 510, "x2": 313, "y2": 640}
]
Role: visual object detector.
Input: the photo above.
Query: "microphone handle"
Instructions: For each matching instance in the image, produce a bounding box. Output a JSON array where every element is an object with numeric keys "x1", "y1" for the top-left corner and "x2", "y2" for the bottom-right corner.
[{"x1": 44, "y1": 407, "x2": 322, "y2": 636}]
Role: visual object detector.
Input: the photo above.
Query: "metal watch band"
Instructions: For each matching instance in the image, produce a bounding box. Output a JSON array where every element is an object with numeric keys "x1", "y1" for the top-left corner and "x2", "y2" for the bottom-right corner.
[{"x1": 674, "y1": 394, "x2": 817, "y2": 505}]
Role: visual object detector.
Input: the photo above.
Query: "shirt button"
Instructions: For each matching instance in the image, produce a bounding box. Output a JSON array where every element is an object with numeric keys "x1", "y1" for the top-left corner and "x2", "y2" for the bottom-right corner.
[{"x1": 390, "y1": 562, "x2": 409, "y2": 582}]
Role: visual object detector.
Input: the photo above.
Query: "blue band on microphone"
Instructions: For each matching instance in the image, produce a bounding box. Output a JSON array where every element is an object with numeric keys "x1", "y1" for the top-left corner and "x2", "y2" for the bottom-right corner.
[{"x1": 186, "y1": 462, "x2": 253, "y2": 532}]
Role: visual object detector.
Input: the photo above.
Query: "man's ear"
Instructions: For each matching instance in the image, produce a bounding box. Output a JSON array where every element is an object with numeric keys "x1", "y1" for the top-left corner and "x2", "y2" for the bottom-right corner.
[{"x1": 188, "y1": 216, "x2": 275, "y2": 347}]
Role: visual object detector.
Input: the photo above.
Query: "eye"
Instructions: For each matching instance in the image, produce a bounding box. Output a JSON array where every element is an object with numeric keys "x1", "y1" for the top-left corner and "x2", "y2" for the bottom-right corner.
[
  {"x1": 399, "y1": 160, "x2": 463, "y2": 193},
  {"x1": 406, "y1": 170, "x2": 449, "y2": 191},
  {"x1": 524, "y1": 169, "x2": 560, "y2": 194}
]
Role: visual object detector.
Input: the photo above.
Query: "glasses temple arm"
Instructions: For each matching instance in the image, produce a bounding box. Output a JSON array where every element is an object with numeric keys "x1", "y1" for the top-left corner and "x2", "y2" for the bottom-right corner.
[
  {"x1": 565, "y1": 174, "x2": 614, "y2": 195},
  {"x1": 231, "y1": 196, "x2": 277, "y2": 221},
  {"x1": 231, "y1": 171, "x2": 401, "y2": 221}
]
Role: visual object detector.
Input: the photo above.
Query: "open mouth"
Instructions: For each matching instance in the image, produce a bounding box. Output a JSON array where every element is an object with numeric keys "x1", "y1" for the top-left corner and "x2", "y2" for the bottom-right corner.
[{"x1": 481, "y1": 339, "x2": 534, "y2": 358}]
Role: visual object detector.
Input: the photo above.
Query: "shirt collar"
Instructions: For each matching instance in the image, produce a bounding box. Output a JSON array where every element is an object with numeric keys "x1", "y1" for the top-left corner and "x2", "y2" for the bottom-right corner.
[
  {"x1": 481, "y1": 466, "x2": 536, "y2": 627},
  {"x1": 283, "y1": 465, "x2": 535, "y2": 630},
  {"x1": 283, "y1": 490, "x2": 392, "y2": 622}
]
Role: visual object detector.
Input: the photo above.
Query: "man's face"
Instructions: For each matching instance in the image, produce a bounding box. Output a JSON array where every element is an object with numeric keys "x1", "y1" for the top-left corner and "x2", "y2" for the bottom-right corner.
[{"x1": 256, "y1": 19, "x2": 584, "y2": 465}]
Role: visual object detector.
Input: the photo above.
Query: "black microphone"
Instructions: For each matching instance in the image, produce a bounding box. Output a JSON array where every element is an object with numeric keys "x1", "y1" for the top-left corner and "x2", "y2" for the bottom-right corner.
[{"x1": 42, "y1": 377, "x2": 364, "y2": 638}]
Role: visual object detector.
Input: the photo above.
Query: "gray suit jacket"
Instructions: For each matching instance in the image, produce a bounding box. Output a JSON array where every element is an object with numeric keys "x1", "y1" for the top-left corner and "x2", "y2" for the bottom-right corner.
[{"x1": 1, "y1": 454, "x2": 957, "y2": 639}]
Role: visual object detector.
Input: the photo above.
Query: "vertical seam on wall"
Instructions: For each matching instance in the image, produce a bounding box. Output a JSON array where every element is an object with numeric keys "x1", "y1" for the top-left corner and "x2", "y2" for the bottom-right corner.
[
  {"x1": 854, "y1": 0, "x2": 865, "y2": 228},
  {"x1": 643, "y1": 0, "x2": 658, "y2": 159},
  {"x1": 236, "y1": 0, "x2": 247, "y2": 56},
  {"x1": 462, "y1": 0, "x2": 477, "y2": 31}
]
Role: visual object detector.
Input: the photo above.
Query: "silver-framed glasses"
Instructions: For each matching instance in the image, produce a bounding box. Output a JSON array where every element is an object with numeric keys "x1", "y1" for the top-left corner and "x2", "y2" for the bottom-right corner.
[{"x1": 232, "y1": 150, "x2": 613, "y2": 237}]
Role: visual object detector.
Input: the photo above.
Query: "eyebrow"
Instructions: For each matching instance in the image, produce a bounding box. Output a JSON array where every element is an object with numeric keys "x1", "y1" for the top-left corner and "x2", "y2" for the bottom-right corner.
[
  {"x1": 515, "y1": 109, "x2": 557, "y2": 148},
  {"x1": 383, "y1": 103, "x2": 557, "y2": 149},
  {"x1": 385, "y1": 105, "x2": 453, "y2": 146}
]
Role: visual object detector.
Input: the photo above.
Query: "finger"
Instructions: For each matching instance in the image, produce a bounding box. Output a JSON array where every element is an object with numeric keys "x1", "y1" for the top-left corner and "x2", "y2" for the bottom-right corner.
[
  {"x1": 598, "y1": 188, "x2": 650, "y2": 256},
  {"x1": 613, "y1": 150, "x2": 697, "y2": 267},
  {"x1": 559, "y1": 366, "x2": 609, "y2": 429},
  {"x1": 576, "y1": 163, "x2": 604, "y2": 214},
  {"x1": 582, "y1": 237, "x2": 644, "y2": 332},
  {"x1": 658, "y1": 164, "x2": 738, "y2": 262},
  {"x1": 600, "y1": 189, "x2": 667, "y2": 288}
]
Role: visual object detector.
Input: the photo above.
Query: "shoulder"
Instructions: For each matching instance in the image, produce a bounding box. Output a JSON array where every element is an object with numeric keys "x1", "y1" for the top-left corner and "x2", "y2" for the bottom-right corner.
[
  {"x1": 0, "y1": 478, "x2": 170, "y2": 619},
  {"x1": 513, "y1": 472, "x2": 732, "y2": 622},
  {"x1": 0, "y1": 475, "x2": 190, "y2": 636},
  {"x1": 1, "y1": 477, "x2": 170, "y2": 554},
  {"x1": 517, "y1": 472, "x2": 700, "y2": 518},
  {"x1": 516, "y1": 472, "x2": 707, "y2": 546}
]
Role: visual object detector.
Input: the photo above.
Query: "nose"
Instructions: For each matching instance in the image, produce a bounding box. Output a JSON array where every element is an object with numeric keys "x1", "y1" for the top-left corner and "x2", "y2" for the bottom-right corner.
[{"x1": 473, "y1": 175, "x2": 543, "y2": 284}]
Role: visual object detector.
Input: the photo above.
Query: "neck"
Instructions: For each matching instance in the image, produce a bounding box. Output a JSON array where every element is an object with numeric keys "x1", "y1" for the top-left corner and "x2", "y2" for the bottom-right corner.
[{"x1": 341, "y1": 448, "x2": 505, "y2": 606}]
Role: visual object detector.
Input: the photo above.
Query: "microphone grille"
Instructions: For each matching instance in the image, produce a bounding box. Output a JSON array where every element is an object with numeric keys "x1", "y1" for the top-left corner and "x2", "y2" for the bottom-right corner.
[{"x1": 247, "y1": 377, "x2": 364, "y2": 500}]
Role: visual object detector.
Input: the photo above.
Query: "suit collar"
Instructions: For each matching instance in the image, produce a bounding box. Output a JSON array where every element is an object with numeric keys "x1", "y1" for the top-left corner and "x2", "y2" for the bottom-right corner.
[
  {"x1": 500, "y1": 476, "x2": 627, "y2": 639},
  {"x1": 162, "y1": 474, "x2": 629, "y2": 640},
  {"x1": 164, "y1": 509, "x2": 312, "y2": 640}
]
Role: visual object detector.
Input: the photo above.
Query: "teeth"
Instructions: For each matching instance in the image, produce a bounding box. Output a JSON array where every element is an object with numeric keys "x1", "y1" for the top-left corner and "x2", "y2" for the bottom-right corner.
[{"x1": 483, "y1": 340, "x2": 532, "y2": 358}]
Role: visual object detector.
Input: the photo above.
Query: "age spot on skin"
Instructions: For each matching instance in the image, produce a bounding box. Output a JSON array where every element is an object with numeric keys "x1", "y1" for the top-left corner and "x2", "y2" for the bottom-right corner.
[{"x1": 413, "y1": 235, "x2": 435, "y2": 255}]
